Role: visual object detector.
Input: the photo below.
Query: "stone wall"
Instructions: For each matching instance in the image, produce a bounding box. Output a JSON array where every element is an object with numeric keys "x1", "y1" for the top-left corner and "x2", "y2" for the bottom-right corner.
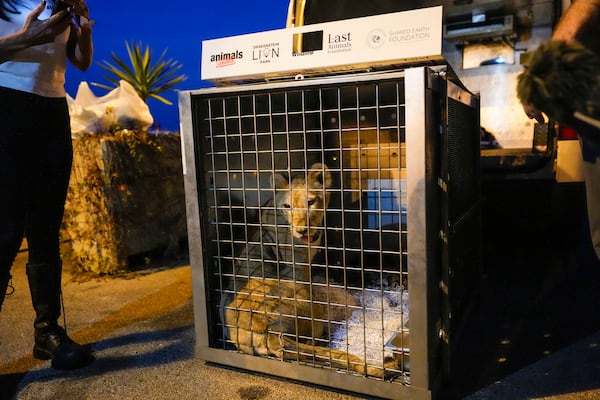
[{"x1": 63, "y1": 131, "x2": 188, "y2": 274}]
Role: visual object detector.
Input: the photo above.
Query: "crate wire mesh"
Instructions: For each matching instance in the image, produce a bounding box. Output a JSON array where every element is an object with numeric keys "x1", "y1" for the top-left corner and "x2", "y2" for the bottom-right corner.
[{"x1": 179, "y1": 66, "x2": 480, "y2": 399}]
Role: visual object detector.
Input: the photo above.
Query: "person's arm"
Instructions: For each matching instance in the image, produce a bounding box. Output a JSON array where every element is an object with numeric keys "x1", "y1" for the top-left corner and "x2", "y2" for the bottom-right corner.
[
  {"x1": 66, "y1": 19, "x2": 92, "y2": 71},
  {"x1": 64, "y1": 0, "x2": 92, "y2": 71},
  {"x1": 0, "y1": 1, "x2": 72, "y2": 61},
  {"x1": 521, "y1": 0, "x2": 600, "y2": 123},
  {"x1": 552, "y1": 0, "x2": 600, "y2": 43}
]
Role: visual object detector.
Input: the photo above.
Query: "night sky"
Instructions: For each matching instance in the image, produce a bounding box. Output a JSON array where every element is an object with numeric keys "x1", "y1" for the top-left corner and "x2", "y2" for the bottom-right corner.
[{"x1": 65, "y1": 0, "x2": 289, "y2": 132}]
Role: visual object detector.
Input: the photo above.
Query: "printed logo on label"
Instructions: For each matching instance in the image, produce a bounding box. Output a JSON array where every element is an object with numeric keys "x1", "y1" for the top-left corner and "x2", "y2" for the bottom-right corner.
[
  {"x1": 210, "y1": 51, "x2": 243, "y2": 67},
  {"x1": 367, "y1": 29, "x2": 386, "y2": 48},
  {"x1": 252, "y1": 43, "x2": 280, "y2": 64},
  {"x1": 388, "y1": 26, "x2": 432, "y2": 44},
  {"x1": 327, "y1": 31, "x2": 352, "y2": 53}
]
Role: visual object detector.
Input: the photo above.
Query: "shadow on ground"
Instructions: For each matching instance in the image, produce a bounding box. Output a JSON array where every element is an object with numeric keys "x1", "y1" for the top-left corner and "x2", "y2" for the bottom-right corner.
[{"x1": 445, "y1": 180, "x2": 600, "y2": 399}]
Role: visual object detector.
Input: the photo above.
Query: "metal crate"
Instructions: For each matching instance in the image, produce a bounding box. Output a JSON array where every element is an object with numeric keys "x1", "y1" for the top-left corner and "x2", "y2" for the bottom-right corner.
[{"x1": 179, "y1": 66, "x2": 481, "y2": 399}]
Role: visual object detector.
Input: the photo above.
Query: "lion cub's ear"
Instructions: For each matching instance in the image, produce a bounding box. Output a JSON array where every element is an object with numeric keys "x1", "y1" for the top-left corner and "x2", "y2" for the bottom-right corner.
[
  {"x1": 308, "y1": 163, "x2": 332, "y2": 189},
  {"x1": 272, "y1": 173, "x2": 289, "y2": 190}
]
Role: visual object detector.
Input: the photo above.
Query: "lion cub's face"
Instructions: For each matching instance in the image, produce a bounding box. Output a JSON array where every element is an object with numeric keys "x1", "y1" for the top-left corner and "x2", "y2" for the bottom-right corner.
[{"x1": 273, "y1": 163, "x2": 332, "y2": 244}]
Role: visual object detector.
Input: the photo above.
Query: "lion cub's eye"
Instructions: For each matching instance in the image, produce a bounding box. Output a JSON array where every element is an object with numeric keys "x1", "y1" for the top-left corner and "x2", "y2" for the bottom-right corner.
[{"x1": 307, "y1": 198, "x2": 316, "y2": 207}]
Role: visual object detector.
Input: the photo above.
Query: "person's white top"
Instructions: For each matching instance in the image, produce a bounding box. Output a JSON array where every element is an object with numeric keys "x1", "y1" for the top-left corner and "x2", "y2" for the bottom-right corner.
[{"x1": 0, "y1": 0, "x2": 70, "y2": 97}]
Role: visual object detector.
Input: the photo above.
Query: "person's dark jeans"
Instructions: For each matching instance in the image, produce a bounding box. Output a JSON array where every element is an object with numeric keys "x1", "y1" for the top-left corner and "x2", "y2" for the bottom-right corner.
[{"x1": 0, "y1": 86, "x2": 73, "y2": 291}]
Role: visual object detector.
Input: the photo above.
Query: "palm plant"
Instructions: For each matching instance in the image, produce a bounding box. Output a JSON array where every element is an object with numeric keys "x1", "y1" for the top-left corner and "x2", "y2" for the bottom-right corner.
[{"x1": 93, "y1": 41, "x2": 188, "y2": 105}]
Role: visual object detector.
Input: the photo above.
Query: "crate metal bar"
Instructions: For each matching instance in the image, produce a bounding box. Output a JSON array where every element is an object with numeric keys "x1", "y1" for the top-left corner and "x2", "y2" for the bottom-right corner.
[
  {"x1": 178, "y1": 91, "x2": 210, "y2": 349},
  {"x1": 178, "y1": 66, "x2": 469, "y2": 399},
  {"x1": 197, "y1": 347, "x2": 431, "y2": 400},
  {"x1": 405, "y1": 67, "x2": 435, "y2": 390}
]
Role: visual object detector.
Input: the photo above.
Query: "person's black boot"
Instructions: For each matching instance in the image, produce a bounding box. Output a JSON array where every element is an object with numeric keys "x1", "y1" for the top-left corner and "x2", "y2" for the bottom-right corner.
[
  {"x1": 32, "y1": 322, "x2": 94, "y2": 369},
  {"x1": 0, "y1": 272, "x2": 13, "y2": 312},
  {"x1": 26, "y1": 262, "x2": 94, "y2": 370}
]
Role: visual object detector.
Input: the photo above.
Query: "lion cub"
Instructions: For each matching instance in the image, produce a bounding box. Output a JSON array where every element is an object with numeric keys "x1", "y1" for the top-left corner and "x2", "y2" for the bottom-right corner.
[{"x1": 221, "y1": 163, "x2": 398, "y2": 377}]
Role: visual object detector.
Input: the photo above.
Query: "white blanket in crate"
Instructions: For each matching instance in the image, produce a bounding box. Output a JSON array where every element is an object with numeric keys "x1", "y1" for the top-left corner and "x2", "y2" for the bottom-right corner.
[{"x1": 331, "y1": 285, "x2": 409, "y2": 366}]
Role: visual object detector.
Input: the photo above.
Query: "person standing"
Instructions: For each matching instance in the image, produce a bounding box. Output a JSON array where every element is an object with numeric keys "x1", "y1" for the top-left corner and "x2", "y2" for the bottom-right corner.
[
  {"x1": 0, "y1": 0, "x2": 94, "y2": 369},
  {"x1": 520, "y1": 0, "x2": 600, "y2": 264}
]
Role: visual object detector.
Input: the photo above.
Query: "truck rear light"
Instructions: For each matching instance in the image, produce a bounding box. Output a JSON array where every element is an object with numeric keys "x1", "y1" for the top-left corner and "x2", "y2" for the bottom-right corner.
[{"x1": 558, "y1": 126, "x2": 579, "y2": 140}]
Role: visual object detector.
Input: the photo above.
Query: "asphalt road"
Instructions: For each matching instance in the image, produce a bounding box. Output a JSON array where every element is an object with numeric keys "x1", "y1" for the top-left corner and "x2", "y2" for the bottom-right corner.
[{"x1": 1, "y1": 179, "x2": 600, "y2": 399}]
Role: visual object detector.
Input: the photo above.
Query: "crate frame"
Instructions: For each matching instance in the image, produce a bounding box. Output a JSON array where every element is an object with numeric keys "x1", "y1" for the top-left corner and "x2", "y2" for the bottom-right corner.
[{"x1": 178, "y1": 66, "x2": 480, "y2": 400}]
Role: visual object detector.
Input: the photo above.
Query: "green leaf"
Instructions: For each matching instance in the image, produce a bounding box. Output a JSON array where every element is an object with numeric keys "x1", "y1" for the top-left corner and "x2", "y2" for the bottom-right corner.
[{"x1": 92, "y1": 41, "x2": 188, "y2": 105}]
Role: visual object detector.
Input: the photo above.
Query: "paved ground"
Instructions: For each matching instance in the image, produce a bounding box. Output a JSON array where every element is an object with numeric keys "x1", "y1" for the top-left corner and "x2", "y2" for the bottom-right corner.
[
  {"x1": 2, "y1": 178, "x2": 600, "y2": 400},
  {"x1": 0, "y1": 244, "x2": 368, "y2": 400},
  {"x1": 1, "y1": 239, "x2": 600, "y2": 400}
]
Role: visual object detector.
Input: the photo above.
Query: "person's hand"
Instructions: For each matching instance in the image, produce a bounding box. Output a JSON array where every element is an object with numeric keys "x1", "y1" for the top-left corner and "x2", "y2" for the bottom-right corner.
[
  {"x1": 61, "y1": 0, "x2": 94, "y2": 34},
  {"x1": 60, "y1": 0, "x2": 90, "y2": 20},
  {"x1": 63, "y1": 0, "x2": 93, "y2": 71},
  {"x1": 17, "y1": 1, "x2": 72, "y2": 47},
  {"x1": 522, "y1": 102, "x2": 546, "y2": 123}
]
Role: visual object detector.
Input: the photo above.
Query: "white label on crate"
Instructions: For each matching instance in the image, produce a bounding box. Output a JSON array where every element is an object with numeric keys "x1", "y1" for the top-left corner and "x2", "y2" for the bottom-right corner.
[{"x1": 201, "y1": 6, "x2": 443, "y2": 83}]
